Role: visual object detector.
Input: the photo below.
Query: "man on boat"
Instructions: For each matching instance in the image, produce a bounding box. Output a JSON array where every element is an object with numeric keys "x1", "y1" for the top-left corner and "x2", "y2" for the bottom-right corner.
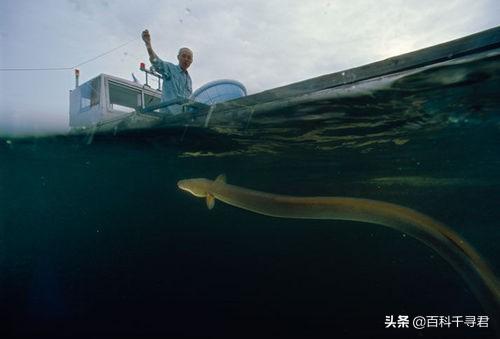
[{"x1": 142, "y1": 29, "x2": 193, "y2": 114}]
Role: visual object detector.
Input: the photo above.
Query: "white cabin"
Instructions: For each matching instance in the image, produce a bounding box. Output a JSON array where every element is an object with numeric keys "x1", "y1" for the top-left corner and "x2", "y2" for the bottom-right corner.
[{"x1": 69, "y1": 74, "x2": 162, "y2": 130}]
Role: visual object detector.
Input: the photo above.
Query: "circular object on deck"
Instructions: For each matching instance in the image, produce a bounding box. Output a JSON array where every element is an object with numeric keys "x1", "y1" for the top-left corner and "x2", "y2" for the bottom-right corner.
[{"x1": 191, "y1": 79, "x2": 247, "y2": 105}]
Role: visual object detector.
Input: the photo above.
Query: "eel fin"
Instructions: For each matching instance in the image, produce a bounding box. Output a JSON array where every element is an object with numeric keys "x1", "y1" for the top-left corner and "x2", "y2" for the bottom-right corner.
[
  {"x1": 206, "y1": 194, "x2": 215, "y2": 210},
  {"x1": 215, "y1": 174, "x2": 226, "y2": 184}
]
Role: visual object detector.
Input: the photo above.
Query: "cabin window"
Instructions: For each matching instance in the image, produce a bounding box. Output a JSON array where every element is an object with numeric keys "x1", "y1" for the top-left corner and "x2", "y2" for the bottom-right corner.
[
  {"x1": 108, "y1": 81, "x2": 141, "y2": 113},
  {"x1": 80, "y1": 77, "x2": 100, "y2": 112}
]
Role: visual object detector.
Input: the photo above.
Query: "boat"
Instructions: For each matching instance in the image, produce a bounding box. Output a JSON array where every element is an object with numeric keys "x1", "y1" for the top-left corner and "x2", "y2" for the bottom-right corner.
[{"x1": 69, "y1": 64, "x2": 247, "y2": 134}]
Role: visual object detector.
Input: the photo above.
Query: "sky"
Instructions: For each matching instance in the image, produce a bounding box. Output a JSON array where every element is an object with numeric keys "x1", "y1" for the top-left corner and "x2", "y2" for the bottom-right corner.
[{"x1": 1, "y1": 0, "x2": 499, "y2": 135}]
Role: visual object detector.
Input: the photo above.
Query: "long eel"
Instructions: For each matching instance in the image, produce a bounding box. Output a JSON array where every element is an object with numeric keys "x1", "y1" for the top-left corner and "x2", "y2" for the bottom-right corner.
[{"x1": 177, "y1": 175, "x2": 500, "y2": 322}]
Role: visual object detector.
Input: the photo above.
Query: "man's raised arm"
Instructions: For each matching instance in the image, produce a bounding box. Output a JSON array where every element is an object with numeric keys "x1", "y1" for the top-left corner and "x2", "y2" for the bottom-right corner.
[{"x1": 142, "y1": 29, "x2": 158, "y2": 63}]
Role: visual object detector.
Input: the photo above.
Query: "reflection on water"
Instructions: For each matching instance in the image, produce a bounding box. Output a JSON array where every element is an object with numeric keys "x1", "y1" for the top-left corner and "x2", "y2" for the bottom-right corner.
[{"x1": 2, "y1": 50, "x2": 500, "y2": 339}]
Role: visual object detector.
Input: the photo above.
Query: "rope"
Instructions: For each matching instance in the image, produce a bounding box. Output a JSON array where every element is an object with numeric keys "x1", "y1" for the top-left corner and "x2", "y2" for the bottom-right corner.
[{"x1": 0, "y1": 37, "x2": 140, "y2": 71}]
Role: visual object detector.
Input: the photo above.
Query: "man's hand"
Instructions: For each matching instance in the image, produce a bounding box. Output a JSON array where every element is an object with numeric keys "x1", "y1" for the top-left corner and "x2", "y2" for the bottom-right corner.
[{"x1": 142, "y1": 29, "x2": 151, "y2": 45}]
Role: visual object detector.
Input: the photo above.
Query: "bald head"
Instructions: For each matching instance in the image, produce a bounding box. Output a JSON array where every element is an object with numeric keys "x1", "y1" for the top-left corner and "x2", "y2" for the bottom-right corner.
[{"x1": 178, "y1": 47, "x2": 192, "y2": 56}]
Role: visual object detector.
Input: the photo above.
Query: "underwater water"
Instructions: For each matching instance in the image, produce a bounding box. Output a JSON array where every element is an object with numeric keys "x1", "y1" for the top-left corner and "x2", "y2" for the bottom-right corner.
[{"x1": 1, "y1": 51, "x2": 500, "y2": 338}]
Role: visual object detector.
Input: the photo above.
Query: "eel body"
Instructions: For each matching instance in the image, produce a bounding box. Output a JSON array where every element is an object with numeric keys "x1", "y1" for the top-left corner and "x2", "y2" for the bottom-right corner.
[{"x1": 177, "y1": 175, "x2": 500, "y2": 319}]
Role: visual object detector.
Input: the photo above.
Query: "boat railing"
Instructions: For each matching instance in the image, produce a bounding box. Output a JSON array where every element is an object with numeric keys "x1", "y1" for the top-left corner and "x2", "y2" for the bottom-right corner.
[{"x1": 139, "y1": 97, "x2": 211, "y2": 119}]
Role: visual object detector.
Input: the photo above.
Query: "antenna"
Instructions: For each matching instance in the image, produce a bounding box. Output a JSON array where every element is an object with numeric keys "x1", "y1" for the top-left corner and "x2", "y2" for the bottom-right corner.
[
  {"x1": 131, "y1": 73, "x2": 140, "y2": 84},
  {"x1": 75, "y1": 69, "x2": 80, "y2": 88}
]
